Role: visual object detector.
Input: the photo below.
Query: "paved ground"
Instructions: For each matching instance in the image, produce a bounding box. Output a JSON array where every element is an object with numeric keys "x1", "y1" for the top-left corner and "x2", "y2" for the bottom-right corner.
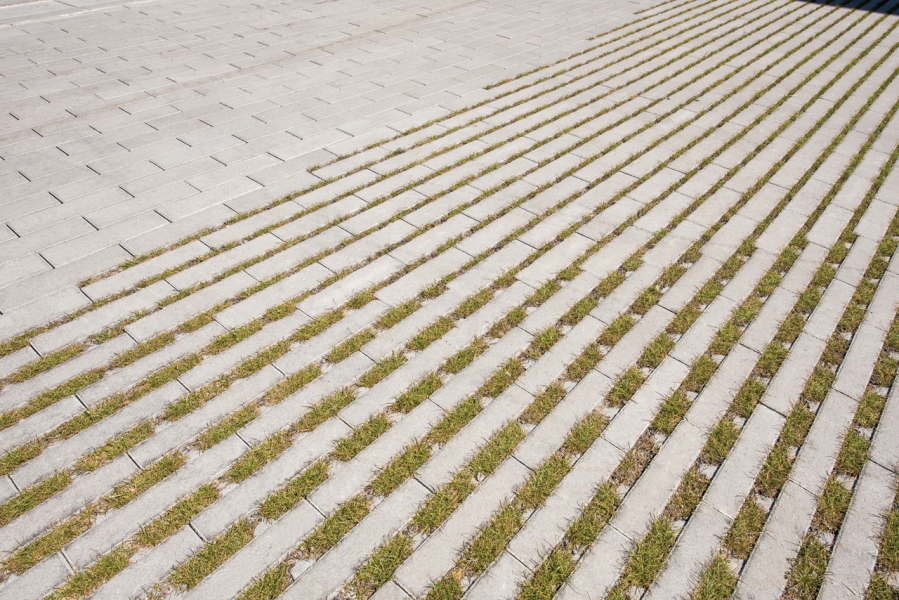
[{"x1": 1, "y1": 0, "x2": 899, "y2": 598}]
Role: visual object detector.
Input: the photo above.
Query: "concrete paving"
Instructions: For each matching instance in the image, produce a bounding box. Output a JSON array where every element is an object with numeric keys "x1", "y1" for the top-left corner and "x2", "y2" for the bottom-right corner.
[{"x1": 0, "y1": 0, "x2": 898, "y2": 598}]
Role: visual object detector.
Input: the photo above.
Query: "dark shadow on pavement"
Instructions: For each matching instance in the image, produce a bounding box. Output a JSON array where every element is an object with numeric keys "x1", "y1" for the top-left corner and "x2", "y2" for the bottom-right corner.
[{"x1": 797, "y1": 0, "x2": 898, "y2": 14}]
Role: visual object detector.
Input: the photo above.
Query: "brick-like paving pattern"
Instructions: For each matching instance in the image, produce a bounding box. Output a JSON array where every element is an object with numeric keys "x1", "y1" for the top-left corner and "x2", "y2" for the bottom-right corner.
[{"x1": 1, "y1": 0, "x2": 899, "y2": 598}]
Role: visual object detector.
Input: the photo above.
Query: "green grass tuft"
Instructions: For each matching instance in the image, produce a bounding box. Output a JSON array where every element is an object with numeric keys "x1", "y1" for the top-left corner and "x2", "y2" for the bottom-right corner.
[
  {"x1": 302, "y1": 495, "x2": 370, "y2": 558},
  {"x1": 348, "y1": 534, "x2": 412, "y2": 598},
  {"x1": 171, "y1": 520, "x2": 255, "y2": 589},
  {"x1": 333, "y1": 415, "x2": 392, "y2": 462},
  {"x1": 359, "y1": 354, "x2": 406, "y2": 388},
  {"x1": 785, "y1": 537, "x2": 830, "y2": 599},
  {"x1": 607, "y1": 367, "x2": 645, "y2": 407},
  {"x1": 653, "y1": 391, "x2": 691, "y2": 435},
  {"x1": 725, "y1": 499, "x2": 767, "y2": 559},
  {"x1": 258, "y1": 460, "x2": 329, "y2": 520},
  {"x1": 693, "y1": 553, "x2": 737, "y2": 600}
]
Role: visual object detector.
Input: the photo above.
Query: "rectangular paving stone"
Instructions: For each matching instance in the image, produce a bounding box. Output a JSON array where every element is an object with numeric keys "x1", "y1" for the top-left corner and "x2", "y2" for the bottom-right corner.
[
  {"x1": 287, "y1": 477, "x2": 430, "y2": 600},
  {"x1": 340, "y1": 336, "x2": 459, "y2": 427},
  {"x1": 124, "y1": 271, "x2": 256, "y2": 342},
  {"x1": 181, "y1": 311, "x2": 311, "y2": 390},
  {"x1": 42, "y1": 212, "x2": 170, "y2": 269},
  {"x1": 591, "y1": 266, "x2": 659, "y2": 325},
  {"x1": 0, "y1": 346, "x2": 39, "y2": 380},
  {"x1": 320, "y1": 220, "x2": 416, "y2": 272},
  {"x1": 215, "y1": 263, "x2": 333, "y2": 330},
  {"x1": 819, "y1": 459, "x2": 895, "y2": 599},
  {"x1": 65, "y1": 435, "x2": 246, "y2": 569},
  {"x1": 0, "y1": 551, "x2": 70, "y2": 600},
  {"x1": 735, "y1": 480, "x2": 819, "y2": 600},
  {"x1": 519, "y1": 271, "x2": 601, "y2": 335},
  {"x1": 517, "y1": 233, "x2": 594, "y2": 289},
  {"x1": 669, "y1": 296, "x2": 738, "y2": 366},
  {"x1": 245, "y1": 227, "x2": 350, "y2": 282},
  {"x1": 166, "y1": 233, "x2": 282, "y2": 291},
  {"x1": 834, "y1": 313, "x2": 892, "y2": 400},
  {"x1": 186, "y1": 500, "x2": 323, "y2": 600},
  {"x1": 92, "y1": 526, "x2": 204, "y2": 600},
  {"x1": 463, "y1": 181, "x2": 535, "y2": 223},
  {"x1": 515, "y1": 368, "x2": 612, "y2": 471},
  {"x1": 354, "y1": 165, "x2": 433, "y2": 203},
  {"x1": 377, "y1": 247, "x2": 470, "y2": 306},
  {"x1": 396, "y1": 187, "x2": 476, "y2": 232},
  {"x1": 418, "y1": 382, "x2": 533, "y2": 491},
  {"x1": 576, "y1": 197, "x2": 642, "y2": 241},
  {"x1": 274, "y1": 300, "x2": 387, "y2": 375},
  {"x1": 447, "y1": 283, "x2": 534, "y2": 350},
  {"x1": 448, "y1": 240, "x2": 534, "y2": 296},
  {"x1": 311, "y1": 400, "x2": 441, "y2": 514},
  {"x1": 648, "y1": 500, "x2": 733, "y2": 599},
  {"x1": 509, "y1": 435, "x2": 622, "y2": 570},
  {"x1": 392, "y1": 213, "x2": 477, "y2": 265},
  {"x1": 363, "y1": 292, "x2": 463, "y2": 361},
  {"x1": 0, "y1": 333, "x2": 134, "y2": 413},
  {"x1": 299, "y1": 255, "x2": 403, "y2": 318},
  {"x1": 601, "y1": 358, "x2": 690, "y2": 453},
  {"x1": 0, "y1": 396, "x2": 83, "y2": 460},
  {"x1": 520, "y1": 176, "x2": 587, "y2": 215},
  {"x1": 81, "y1": 240, "x2": 208, "y2": 301},
  {"x1": 596, "y1": 305, "x2": 673, "y2": 379},
  {"x1": 456, "y1": 207, "x2": 533, "y2": 256},
  {"x1": 119, "y1": 204, "x2": 237, "y2": 258},
  {"x1": 581, "y1": 226, "x2": 651, "y2": 280},
  {"x1": 870, "y1": 374, "x2": 899, "y2": 473},
  {"x1": 517, "y1": 314, "x2": 604, "y2": 396},
  {"x1": 0, "y1": 244, "x2": 129, "y2": 313},
  {"x1": 761, "y1": 333, "x2": 826, "y2": 417},
  {"x1": 11, "y1": 380, "x2": 185, "y2": 490},
  {"x1": 30, "y1": 279, "x2": 175, "y2": 356},
  {"x1": 239, "y1": 354, "x2": 371, "y2": 446},
  {"x1": 0, "y1": 455, "x2": 136, "y2": 556},
  {"x1": 78, "y1": 321, "x2": 225, "y2": 407},
  {"x1": 341, "y1": 190, "x2": 426, "y2": 235},
  {"x1": 395, "y1": 457, "x2": 531, "y2": 597},
  {"x1": 269, "y1": 196, "x2": 367, "y2": 243},
  {"x1": 201, "y1": 201, "x2": 305, "y2": 249}
]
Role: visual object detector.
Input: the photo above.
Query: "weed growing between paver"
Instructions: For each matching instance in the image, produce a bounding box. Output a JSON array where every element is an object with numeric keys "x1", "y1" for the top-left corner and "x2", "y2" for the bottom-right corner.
[
  {"x1": 716, "y1": 212, "x2": 899, "y2": 593},
  {"x1": 783, "y1": 305, "x2": 899, "y2": 598},
  {"x1": 617, "y1": 42, "x2": 899, "y2": 598},
  {"x1": 515, "y1": 42, "x2": 899, "y2": 600}
]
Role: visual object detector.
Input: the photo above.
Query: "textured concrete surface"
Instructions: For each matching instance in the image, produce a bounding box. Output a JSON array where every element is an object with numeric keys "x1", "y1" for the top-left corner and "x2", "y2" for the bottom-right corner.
[{"x1": 0, "y1": 0, "x2": 898, "y2": 598}]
